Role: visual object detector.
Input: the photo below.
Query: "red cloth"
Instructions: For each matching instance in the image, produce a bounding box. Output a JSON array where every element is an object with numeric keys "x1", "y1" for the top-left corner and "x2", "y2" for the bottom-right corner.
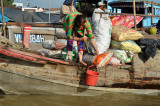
[{"x1": 111, "y1": 16, "x2": 143, "y2": 28}]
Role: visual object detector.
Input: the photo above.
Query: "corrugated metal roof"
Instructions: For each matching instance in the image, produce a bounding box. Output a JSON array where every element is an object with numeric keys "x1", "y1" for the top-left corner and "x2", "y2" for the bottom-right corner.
[
  {"x1": 0, "y1": 7, "x2": 60, "y2": 23},
  {"x1": 0, "y1": 8, "x2": 43, "y2": 22},
  {"x1": 34, "y1": 12, "x2": 60, "y2": 23}
]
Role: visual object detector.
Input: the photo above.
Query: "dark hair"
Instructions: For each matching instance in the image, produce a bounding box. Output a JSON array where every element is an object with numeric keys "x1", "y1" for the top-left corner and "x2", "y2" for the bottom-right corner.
[
  {"x1": 75, "y1": 15, "x2": 86, "y2": 25},
  {"x1": 73, "y1": 15, "x2": 86, "y2": 36},
  {"x1": 63, "y1": 0, "x2": 72, "y2": 5}
]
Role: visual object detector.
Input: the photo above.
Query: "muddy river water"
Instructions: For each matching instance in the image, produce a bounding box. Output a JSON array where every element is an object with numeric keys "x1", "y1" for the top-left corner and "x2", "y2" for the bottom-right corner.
[{"x1": 0, "y1": 93, "x2": 160, "y2": 106}]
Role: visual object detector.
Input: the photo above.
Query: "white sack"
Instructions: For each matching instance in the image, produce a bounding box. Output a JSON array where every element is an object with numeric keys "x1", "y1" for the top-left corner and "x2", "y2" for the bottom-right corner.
[{"x1": 90, "y1": 8, "x2": 112, "y2": 54}]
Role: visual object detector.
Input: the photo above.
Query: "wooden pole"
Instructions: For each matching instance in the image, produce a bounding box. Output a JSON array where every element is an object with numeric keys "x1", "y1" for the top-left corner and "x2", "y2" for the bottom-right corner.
[
  {"x1": 84, "y1": 0, "x2": 87, "y2": 16},
  {"x1": 133, "y1": 0, "x2": 137, "y2": 30},
  {"x1": 151, "y1": 1, "x2": 153, "y2": 24},
  {"x1": 116, "y1": 8, "x2": 117, "y2": 13},
  {"x1": 1, "y1": 0, "x2": 6, "y2": 37},
  {"x1": 49, "y1": 0, "x2": 51, "y2": 23},
  {"x1": 96, "y1": 12, "x2": 160, "y2": 17}
]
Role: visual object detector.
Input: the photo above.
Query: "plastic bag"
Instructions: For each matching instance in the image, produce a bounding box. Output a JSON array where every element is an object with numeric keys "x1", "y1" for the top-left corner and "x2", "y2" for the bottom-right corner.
[
  {"x1": 56, "y1": 28, "x2": 67, "y2": 39},
  {"x1": 109, "y1": 49, "x2": 132, "y2": 63},
  {"x1": 42, "y1": 40, "x2": 66, "y2": 50},
  {"x1": 109, "y1": 57, "x2": 123, "y2": 66}
]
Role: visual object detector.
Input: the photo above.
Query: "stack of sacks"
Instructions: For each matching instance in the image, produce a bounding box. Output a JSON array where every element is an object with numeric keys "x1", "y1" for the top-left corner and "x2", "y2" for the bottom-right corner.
[
  {"x1": 108, "y1": 25, "x2": 144, "y2": 66},
  {"x1": 111, "y1": 25, "x2": 143, "y2": 53},
  {"x1": 41, "y1": 40, "x2": 67, "y2": 58}
]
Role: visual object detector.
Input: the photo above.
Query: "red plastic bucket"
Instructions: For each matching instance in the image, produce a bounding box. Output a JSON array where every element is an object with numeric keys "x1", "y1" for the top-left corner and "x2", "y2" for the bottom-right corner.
[{"x1": 86, "y1": 65, "x2": 100, "y2": 86}]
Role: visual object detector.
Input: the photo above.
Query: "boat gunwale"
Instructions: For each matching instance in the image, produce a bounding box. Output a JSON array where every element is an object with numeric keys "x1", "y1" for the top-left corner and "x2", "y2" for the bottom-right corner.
[{"x1": 0, "y1": 66, "x2": 160, "y2": 96}]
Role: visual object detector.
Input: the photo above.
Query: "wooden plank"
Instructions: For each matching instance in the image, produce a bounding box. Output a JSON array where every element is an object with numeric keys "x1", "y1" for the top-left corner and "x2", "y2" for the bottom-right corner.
[
  {"x1": 14, "y1": 32, "x2": 56, "y2": 35},
  {"x1": 143, "y1": 35, "x2": 160, "y2": 39},
  {"x1": 96, "y1": 12, "x2": 160, "y2": 17},
  {"x1": 0, "y1": 47, "x2": 47, "y2": 64},
  {"x1": 137, "y1": 28, "x2": 148, "y2": 31},
  {"x1": 0, "y1": 45, "x2": 69, "y2": 65},
  {"x1": 6, "y1": 22, "x2": 63, "y2": 28}
]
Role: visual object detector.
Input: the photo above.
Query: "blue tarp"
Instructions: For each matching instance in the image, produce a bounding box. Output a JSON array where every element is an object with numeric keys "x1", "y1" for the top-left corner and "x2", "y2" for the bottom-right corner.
[{"x1": 0, "y1": 13, "x2": 10, "y2": 22}]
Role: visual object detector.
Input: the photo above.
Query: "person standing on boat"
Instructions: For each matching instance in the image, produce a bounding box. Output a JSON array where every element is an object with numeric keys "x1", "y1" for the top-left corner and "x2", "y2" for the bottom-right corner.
[
  {"x1": 59, "y1": 0, "x2": 77, "y2": 23},
  {"x1": 64, "y1": 12, "x2": 99, "y2": 66},
  {"x1": 92, "y1": 2, "x2": 106, "y2": 27},
  {"x1": 90, "y1": 2, "x2": 112, "y2": 54}
]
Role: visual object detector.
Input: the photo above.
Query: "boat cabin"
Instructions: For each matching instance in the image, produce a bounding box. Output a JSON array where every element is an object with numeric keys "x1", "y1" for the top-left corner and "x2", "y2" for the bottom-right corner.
[{"x1": 108, "y1": 0, "x2": 160, "y2": 28}]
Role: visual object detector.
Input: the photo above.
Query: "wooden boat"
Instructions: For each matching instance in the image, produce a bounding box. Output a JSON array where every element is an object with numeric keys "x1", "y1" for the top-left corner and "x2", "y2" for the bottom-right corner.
[{"x1": 0, "y1": 35, "x2": 160, "y2": 96}]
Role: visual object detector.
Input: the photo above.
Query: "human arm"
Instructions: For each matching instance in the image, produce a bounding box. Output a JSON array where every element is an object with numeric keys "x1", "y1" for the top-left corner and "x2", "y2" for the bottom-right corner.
[
  {"x1": 85, "y1": 20, "x2": 99, "y2": 55},
  {"x1": 72, "y1": 6, "x2": 77, "y2": 12},
  {"x1": 72, "y1": 36, "x2": 88, "y2": 41},
  {"x1": 91, "y1": 39, "x2": 99, "y2": 55}
]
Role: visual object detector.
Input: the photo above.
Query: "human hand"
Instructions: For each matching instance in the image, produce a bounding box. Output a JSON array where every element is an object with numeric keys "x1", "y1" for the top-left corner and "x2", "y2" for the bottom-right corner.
[
  {"x1": 103, "y1": 7, "x2": 105, "y2": 11},
  {"x1": 94, "y1": 49, "x2": 99, "y2": 55},
  {"x1": 81, "y1": 36, "x2": 88, "y2": 42}
]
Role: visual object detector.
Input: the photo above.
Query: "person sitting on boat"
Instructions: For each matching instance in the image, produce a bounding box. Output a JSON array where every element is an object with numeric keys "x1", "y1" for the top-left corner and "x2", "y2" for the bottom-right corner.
[
  {"x1": 59, "y1": 0, "x2": 77, "y2": 23},
  {"x1": 149, "y1": 20, "x2": 160, "y2": 34},
  {"x1": 64, "y1": 12, "x2": 99, "y2": 66}
]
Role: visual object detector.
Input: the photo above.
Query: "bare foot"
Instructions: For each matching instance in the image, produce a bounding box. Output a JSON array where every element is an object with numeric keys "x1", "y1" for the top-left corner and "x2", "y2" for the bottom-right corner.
[{"x1": 79, "y1": 61, "x2": 87, "y2": 66}]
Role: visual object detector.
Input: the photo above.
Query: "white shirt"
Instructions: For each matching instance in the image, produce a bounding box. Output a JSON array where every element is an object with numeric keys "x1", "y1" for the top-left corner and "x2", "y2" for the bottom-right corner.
[
  {"x1": 92, "y1": 8, "x2": 104, "y2": 24},
  {"x1": 92, "y1": 8, "x2": 109, "y2": 34},
  {"x1": 92, "y1": 8, "x2": 109, "y2": 24}
]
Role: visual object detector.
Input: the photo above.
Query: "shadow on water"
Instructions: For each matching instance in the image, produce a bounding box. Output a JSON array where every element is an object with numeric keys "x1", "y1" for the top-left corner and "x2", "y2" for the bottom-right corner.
[
  {"x1": 76, "y1": 65, "x2": 99, "y2": 93},
  {"x1": 77, "y1": 65, "x2": 89, "y2": 92}
]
